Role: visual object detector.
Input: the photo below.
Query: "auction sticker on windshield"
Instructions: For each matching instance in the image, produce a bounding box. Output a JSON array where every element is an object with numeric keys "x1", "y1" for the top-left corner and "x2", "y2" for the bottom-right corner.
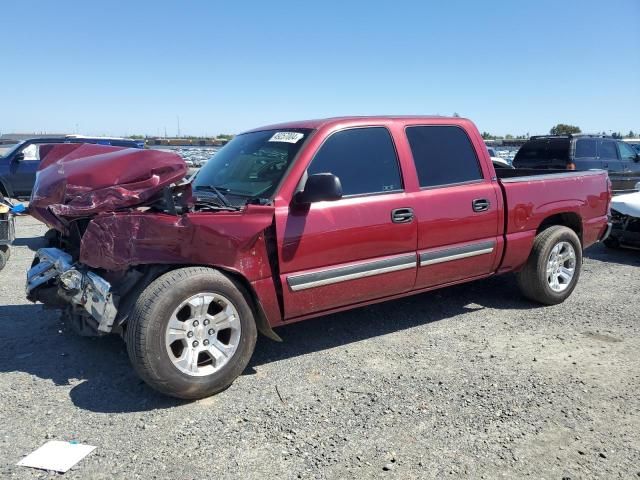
[{"x1": 269, "y1": 132, "x2": 304, "y2": 143}]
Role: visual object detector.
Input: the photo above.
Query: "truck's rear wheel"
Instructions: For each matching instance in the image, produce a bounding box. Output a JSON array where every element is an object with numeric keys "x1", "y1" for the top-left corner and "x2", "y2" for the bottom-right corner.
[
  {"x1": 516, "y1": 226, "x2": 582, "y2": 305},
  {"x1": 125, "y1": 267, "x2": 257, "y2": 399}
]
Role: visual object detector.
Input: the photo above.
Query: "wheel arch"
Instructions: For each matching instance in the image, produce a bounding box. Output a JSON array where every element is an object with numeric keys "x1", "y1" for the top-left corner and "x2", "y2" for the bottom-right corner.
[
  {"x1": 116, "y1": 263, "x2": 282, "y2": 342},
  {"x1": 536, "y1": 212, "x2": 583, "y2": 244}
]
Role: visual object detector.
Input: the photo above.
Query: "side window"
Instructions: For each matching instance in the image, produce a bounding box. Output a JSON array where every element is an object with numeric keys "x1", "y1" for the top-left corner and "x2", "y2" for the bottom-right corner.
[
  {"x1": 308, "y1": 127, "x2": 402, "y2": 196},
  {"x1": 20, "y1": 143, "x2": 40, "y2": 161},
  {"x1": 618, "y1": 142, "x2": 637, "y2": 162},
  {"x1": 574, "y1": 139, "x2": 597, "y2": 158},
  {"x1": 406, "y1": 126, "x2": 482, "y2": 188},
  {"x1": 597, "y1": 140, "x2": 618, "y2": 159}
]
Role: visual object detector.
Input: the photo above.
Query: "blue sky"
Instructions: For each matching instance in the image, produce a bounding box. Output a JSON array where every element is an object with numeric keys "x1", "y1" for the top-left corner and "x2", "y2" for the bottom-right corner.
[{"x1": 2, "y1": 0, "x2": 639, "y2": 137}]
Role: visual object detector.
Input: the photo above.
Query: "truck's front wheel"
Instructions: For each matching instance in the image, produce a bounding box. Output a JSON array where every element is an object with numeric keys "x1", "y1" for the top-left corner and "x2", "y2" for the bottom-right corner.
[
  {"x1": 125, "y1": 267, "x2": 257, "y2": 399},
  {"x1": 516, "y1": 226, "x2": 582, "y2": 305}
]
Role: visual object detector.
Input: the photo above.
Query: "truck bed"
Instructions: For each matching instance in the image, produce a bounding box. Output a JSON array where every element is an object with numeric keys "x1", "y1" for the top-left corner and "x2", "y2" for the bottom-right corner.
[{"x1": 495, "y1": 169, "x2": 610, "y2": 273}]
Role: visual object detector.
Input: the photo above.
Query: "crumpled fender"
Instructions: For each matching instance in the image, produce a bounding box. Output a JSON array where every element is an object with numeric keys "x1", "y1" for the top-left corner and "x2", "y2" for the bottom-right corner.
[
  {"x1": 79, "y1": 205, "x2": 276, "y2": 281},
  {"x1": 30, "y1": 143, "x2": 186, "y2": 231}
]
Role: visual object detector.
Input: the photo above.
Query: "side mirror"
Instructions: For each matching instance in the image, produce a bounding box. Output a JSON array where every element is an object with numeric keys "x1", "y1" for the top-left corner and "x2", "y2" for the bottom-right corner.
[
  {"x1": 13, "y1": 152, "x2": 24, "y2": 162},
  {"x1": 294, "y1": 173, "x2": 342, "y2": 205},
  {"x1": 635, "y1": 153, "x2": 640, "y2": 163}
]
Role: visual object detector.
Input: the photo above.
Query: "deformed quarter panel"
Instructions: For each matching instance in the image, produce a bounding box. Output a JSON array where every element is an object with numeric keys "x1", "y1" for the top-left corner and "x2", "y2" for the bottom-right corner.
[
  {"x1": 79, "y1": 206, "x2": 275, "y2": 280},
  {"x1": 78, "y1": 205, "x2": 282, "y2": 328}
]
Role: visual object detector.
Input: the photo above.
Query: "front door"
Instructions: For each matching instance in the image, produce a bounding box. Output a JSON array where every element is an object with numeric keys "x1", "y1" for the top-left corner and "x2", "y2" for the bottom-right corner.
[
  {"x1": 615, "y1": 141, "x2": 640, "y2": 193},
  {"x1": 276, "y1": 126, "x2": 418, "y2": 319},
  {"x1": 404, "y1": 125, "x2": 501, "y2": 289}
]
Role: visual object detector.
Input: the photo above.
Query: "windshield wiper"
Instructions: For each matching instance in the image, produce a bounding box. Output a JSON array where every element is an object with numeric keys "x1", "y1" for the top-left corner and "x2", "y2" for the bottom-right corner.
[
  {"x1": 194, "y1": 185, "x2": 238, "y2": 209},
  {"x1": 210, "y1": 185, "x2": 256, "y2": 198}
]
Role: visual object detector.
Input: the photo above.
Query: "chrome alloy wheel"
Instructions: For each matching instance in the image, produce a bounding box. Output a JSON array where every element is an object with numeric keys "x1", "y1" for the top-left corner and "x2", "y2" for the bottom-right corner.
[
  {"x1": 165, "y1": 292, "x2": 242, "y2": 377},
  {"x1": 546, "y1": 241, "x2": 576, "y2": 293}
]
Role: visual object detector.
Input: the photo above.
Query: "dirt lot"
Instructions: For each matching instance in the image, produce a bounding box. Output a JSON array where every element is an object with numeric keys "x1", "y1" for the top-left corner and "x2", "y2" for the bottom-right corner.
[{"x1": 1, "y1": 215, "x2": 639, "y2": 479}]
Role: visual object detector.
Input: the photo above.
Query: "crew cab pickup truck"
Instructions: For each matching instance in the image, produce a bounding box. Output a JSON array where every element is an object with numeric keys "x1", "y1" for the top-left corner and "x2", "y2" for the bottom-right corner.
[{"x1": 26, "y1": 117, "x2": 611, "y2": 399}]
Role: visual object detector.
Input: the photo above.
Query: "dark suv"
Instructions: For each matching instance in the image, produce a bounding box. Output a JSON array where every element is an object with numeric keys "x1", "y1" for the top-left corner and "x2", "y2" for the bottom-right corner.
[
  {"x1": 513, "y1": 135, "x2": 640, "y2": 194},
  {"x1": 0, "y1": 136, "x2": 143, "y2": 198}
]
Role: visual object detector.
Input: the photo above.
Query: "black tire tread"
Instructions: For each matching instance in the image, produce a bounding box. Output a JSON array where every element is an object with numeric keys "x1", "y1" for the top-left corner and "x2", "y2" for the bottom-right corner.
[
  {"x1": 516, "y1": 226, "x2": 582, "y2": 305},
  {"x1": 125, "y1": 266, "x2": 257, "y2": 399}
]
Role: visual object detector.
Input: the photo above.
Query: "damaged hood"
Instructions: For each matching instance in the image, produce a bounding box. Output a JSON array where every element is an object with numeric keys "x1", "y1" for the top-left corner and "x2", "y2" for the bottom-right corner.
[{"x1": 30, "y1": 143, "x2": 187, "y2": 229}]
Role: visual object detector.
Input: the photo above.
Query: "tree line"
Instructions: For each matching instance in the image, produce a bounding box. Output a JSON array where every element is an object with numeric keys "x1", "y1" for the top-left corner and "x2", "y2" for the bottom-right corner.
[{"x1": 481, "y1": 124, "x2": 638, "y2": 140}]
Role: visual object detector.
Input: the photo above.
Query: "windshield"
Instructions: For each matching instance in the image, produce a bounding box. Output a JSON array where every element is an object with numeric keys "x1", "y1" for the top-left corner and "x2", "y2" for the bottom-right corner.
[
  {"x1": 0, "y1": 141, "x2": 24, "y2": 158},
  {"x1": 192, "y1": 128, "x2": 312, "y2": 201}
]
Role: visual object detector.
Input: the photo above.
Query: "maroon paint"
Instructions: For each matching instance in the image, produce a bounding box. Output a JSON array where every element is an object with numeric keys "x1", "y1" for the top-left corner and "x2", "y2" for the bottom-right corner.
[
  {"x1": 30, "y1": 143, "x2": 186, "y2": 232},
  {"x1": 29, "y1": 118, "x2": 611, "y2": 331}
]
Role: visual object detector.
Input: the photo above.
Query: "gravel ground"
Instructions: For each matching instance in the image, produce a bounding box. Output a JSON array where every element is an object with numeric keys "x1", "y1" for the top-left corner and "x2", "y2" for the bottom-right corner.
[{"x1": 1, "y1": 215, "x2": 639, "y2": 479}]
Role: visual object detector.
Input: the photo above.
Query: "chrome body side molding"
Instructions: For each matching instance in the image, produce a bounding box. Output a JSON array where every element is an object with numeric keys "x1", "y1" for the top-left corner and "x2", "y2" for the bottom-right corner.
[
  {"x1": 419, "y1": 240, "x2": 496, "y2": 266},
  {"x1": 287, "y1": 253, "x2": 416, "y2": 291}
]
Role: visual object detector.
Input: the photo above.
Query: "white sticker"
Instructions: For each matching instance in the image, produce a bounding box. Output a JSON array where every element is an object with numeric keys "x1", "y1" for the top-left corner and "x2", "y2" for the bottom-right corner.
[{"x1": 269, "y1": 132, "x2": 304, "y2": 143}]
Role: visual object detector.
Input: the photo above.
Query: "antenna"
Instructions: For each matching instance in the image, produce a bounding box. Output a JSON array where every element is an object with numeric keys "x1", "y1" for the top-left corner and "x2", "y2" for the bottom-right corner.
[{"x1": 177, "y1": 115, "x2": 181, "y2": 137}]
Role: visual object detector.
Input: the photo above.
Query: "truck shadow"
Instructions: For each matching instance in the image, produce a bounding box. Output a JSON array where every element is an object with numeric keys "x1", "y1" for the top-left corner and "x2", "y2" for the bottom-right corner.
[
  {"x1": 0, "y1": 274, "x2": 536, "y2": 414},
  {"x1": 11, "y1": 236, "x2": 48, "y2": 251},
  {"x1": 583, "y1": 243, "x2": 640, "y2": 267},
  {"x1": 247, "y1": 274, "x2": 533, "y2": 370}
]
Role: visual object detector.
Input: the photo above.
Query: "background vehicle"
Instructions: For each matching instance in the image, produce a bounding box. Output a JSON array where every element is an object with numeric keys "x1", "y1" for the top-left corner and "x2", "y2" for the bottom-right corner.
[
  {"x1": 622, "y1": 139, "x2": 640, "y2": 154},
  {"x1": 513, "y1": 134, "x2": 640, "y2": 194},
  {"x1": 0, "y1": 136, "x2": 143, "y2": 198},
  {"x1": 26, "y1": 117, "x2": 610, "y2": 399},
  {"x1": 487, "y1": 147, "x2": 514, "y2": 169},
  {"x1": 604, "y1": 191, "x2": 640, "y2": 249}
]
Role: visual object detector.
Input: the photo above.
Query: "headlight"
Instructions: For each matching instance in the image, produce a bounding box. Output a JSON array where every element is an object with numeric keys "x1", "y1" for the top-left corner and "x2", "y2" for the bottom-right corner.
[{"x1": 635, "y1": 181, "x2": 640, "y2": 191}]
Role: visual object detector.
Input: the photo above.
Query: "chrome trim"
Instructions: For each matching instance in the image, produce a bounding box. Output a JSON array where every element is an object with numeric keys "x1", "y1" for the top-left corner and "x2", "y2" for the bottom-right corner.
[
  {"x1": 599, "y1": 221, "x2": 613, "y2": 242},
  {"x1": 420, "y1": 241, "x2": 496, "y2": 266},
  {"x1": 499, "y1": 170, "x2": 604, "y2": 183},
  {"x1": 287, "y1": 253, "x2": 416, "y2": 291}
]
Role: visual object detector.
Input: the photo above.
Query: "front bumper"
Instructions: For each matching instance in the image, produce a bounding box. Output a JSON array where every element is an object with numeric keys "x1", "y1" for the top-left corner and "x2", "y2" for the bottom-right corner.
[{"x1": 26, "y1": 248, "x2": 117, "y2": 332}]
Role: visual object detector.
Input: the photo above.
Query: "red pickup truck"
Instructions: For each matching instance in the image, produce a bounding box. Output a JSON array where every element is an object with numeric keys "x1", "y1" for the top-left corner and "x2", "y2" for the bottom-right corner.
[{"x1": 26, "y1": 116, "x2": 611, "y2": 399}]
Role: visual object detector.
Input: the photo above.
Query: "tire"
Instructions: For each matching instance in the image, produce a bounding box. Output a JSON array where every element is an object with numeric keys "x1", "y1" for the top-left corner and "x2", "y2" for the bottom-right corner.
[
  {"x1": 516, "y1": 226, "x2": 582, "y2": 305},
  {"x1": 125, "y1": 267, "x2": 257, "y2": 399}
]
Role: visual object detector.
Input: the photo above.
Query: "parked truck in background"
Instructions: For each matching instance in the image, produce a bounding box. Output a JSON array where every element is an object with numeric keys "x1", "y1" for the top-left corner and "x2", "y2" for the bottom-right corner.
[
  {"x1": 26, "y1": 116, "x2": 611, "y2": 399},
  {"x1": 513, "y1": 134, "x2": 640, "y2": 194}
]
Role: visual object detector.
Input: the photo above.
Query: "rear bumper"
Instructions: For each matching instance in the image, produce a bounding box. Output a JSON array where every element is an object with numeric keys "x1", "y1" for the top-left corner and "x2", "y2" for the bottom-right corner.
[
  {"x1": 599, "y1": 221, "x2": 613, "y2": 242},
  {"x1": 26, "y1": 248, "x2": 117, "y2": 332}
]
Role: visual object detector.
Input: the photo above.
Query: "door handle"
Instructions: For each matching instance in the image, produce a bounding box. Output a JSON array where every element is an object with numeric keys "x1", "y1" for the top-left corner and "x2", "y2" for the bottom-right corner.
[
  {"x1": 472, "y1": 198, "x2": 490, "y2": 212},
  {"x1": 391, "y1": 208, "x2": 414, "y2": 223}
]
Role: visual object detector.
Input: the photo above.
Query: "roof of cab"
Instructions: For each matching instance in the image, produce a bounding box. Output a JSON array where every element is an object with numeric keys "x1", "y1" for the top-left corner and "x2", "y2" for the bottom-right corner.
[{"x1": 244, "y1": 115, "x2": 461, "y2": 133}]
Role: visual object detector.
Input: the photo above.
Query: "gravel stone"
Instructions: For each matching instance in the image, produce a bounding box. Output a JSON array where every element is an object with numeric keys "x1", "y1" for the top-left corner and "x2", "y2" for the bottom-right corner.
[{"x1": 0, "y1": 216, "x2": 639, "y2": 479}]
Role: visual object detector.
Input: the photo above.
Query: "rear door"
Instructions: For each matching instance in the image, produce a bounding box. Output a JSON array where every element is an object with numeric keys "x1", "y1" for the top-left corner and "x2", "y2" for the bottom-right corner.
[
  {"x1": 573, "y1": 138, "x2": 601, "y2": 170},
  {"x1": 276, "y1": 126, "x2": 418, "y2": 319},
  {"x1": 405, "y1": 125, "x2": 501, "y2": 289}
]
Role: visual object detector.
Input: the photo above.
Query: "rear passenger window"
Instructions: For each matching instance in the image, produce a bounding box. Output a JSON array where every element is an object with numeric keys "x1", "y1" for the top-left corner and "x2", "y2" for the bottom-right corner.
[
  {"x1": 597, "y1": 140, "x2": 618, "y2": 159},
  {"x1": 406, "y1": 126, "x2": 482, "y2": 188},
  {"x1": 575, "y1": 139, "x2": 597, "y2": 158},
  {"x1": 308, "y1": 127, "x2": 402, "y2": 196}
]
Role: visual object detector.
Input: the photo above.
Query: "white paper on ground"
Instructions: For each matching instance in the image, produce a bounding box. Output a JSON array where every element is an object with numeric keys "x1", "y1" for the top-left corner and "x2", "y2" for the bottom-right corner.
[{"x1": 17, "y1": 440, "x2": 96, "y2": 473}]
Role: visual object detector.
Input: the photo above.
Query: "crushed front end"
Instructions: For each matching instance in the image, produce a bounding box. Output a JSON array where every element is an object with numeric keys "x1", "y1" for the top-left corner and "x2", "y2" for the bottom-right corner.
[{"x1": 27, "y1": 247, "x2": 118, "y2": 334}]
